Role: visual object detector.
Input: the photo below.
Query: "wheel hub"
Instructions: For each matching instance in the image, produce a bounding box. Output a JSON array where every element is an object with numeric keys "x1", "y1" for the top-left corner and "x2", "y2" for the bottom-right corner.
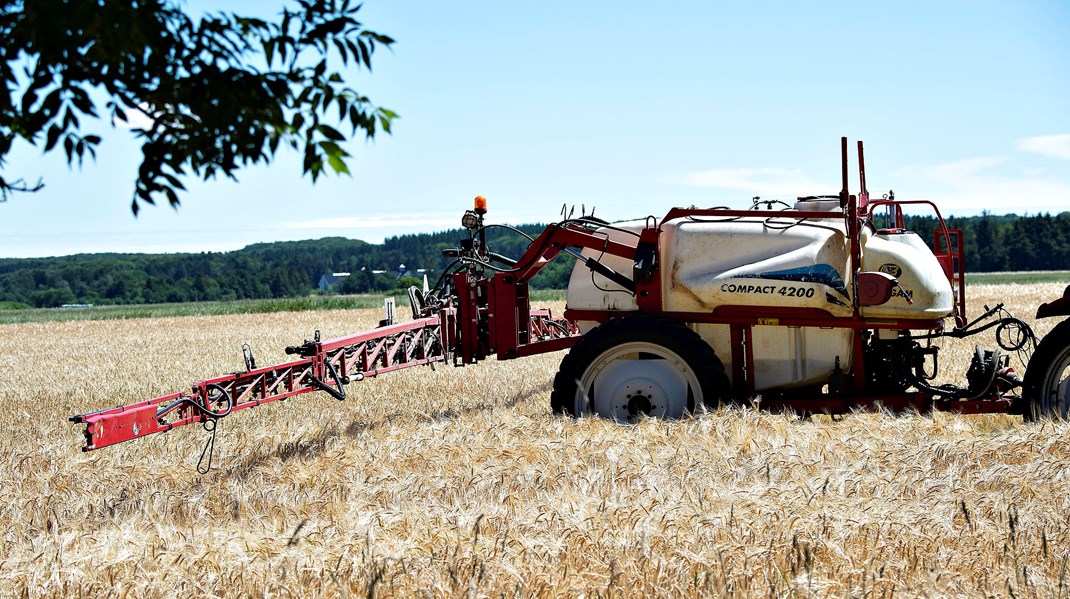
[
  {"x1": 591, "y1": 359, "x2": 687, "y2": 421},
  {"x1": 626, "y1": 391, "x2": 653, "y2": 418}
]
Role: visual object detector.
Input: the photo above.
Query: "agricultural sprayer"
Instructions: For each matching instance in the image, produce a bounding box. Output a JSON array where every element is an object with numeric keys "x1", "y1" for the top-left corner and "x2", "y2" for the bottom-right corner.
[{"x1": 71, "y1": 138, "x2": 1070, "y2": 459}]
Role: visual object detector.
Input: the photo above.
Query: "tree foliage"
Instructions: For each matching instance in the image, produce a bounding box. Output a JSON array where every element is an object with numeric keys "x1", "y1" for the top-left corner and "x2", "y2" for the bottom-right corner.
[
  {"x1": 0, "y1": 0, "x2": 395, "y2": 211},
  {"x1": 904, "y1": 211, "x2": 1070, "y2": 273},
  {"x1": 5, "y1": 211, "x2": 1064, "y2": 309},
  {"x1": 0, "y1": 225, "x2": 574, "y2": 307}
]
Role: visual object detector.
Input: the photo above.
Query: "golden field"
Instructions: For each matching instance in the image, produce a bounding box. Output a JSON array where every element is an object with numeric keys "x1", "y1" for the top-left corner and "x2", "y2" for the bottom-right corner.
[{"x1": 1, "y1": 282, "x2": 1069, "y2": 597}]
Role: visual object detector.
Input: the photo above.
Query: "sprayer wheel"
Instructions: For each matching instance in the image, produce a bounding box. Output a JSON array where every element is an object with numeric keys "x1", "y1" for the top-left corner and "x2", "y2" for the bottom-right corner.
[
  {"x1": 550, "y1": 316, "x2": 730, "y2": 421},
  {"x1": 1023, "y1": 318, "x2": 1070, "y2": 421}
]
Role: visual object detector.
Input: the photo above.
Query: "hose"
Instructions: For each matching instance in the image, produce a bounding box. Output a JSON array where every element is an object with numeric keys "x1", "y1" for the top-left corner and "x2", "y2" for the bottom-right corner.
[
  {"x1": 157, "y1": 383, "x2": 233, "y2": 420},
  {"x1": 201, "y1": 384, "x2": 234, "y2": 418}
]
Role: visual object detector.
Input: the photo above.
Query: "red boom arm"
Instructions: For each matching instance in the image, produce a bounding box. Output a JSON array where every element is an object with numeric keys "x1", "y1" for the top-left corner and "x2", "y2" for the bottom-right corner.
[{"x1": 71, "y1": 308, "x2": 579, "y2": 451}]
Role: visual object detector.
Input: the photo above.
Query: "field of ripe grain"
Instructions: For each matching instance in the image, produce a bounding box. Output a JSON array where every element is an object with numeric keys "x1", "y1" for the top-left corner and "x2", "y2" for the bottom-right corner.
[{"x1": 2, "y1": 282, "x2": 1069, "y2": 597}]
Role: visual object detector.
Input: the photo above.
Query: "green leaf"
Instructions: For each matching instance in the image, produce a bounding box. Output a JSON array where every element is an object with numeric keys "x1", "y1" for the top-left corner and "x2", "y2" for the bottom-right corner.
[
  {"x1": 41, "y1": 90, "x2": 62, "y2": 119},
  {"x1": 164, "y1": 186, "x2": 180, "y2": 207},
  {"x1": 333, "y1": 39, "x2": 348, "y2": 65},
  {"x1": 136, "y1": 187, "x2": 155, "y2": 205},
  {"x1": 70, "y1": 88, "x2": 96, "y2": 115},
  {"x1": 357, "y1": 40, "x2": 370, "y2": 69},
  {"x1": 44, "y1": 125, "x2": 63, "y2": 152},
  {"x1": 161, "y1": 172, "x2": 187, "y2": 191},
  {"x1": 21, "y1": 89, "x2": 39, "y2": 114},
  {"x1": 317, "y1": 124, "x2": 345, "y2": 141},
  {"x1": 326, "y1": 152, "x2": 350, "y2": 175},
  {"x1": 264, "y1": 40, "x2": 275, "y2": 66},
  {"x1": 62, "y1": 107, "x2": 80, "y2": 130},
  {"x1": 318, "y1": 140, "x2": 350, "y2": 158}
]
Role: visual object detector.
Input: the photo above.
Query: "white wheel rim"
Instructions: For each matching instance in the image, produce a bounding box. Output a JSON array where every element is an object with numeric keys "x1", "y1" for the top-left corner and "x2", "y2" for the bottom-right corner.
[
  {"x1": 573, "y1": 341, "x2": 702, "y2": 421},
  {"x1": 1042, "y1": 345, "x2": 1070, "y2": 419}
]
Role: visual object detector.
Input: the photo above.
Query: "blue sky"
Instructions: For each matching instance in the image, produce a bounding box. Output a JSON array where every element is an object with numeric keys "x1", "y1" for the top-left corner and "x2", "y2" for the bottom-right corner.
[{"x1": 2, "y1": 0, "x2": 1068, "y2": 258}]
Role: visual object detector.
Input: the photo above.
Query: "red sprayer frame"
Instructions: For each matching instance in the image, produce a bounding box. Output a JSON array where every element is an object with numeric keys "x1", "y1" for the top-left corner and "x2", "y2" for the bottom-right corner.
[{"x1": 72, "y1": 137, "x2": 1024, "y2": 455}]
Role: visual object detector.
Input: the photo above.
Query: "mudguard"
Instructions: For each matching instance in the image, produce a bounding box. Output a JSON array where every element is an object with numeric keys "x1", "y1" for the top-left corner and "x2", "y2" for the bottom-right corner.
[{"x1": 1037, "y1": 284, "x2": 1070, "y2": 319}]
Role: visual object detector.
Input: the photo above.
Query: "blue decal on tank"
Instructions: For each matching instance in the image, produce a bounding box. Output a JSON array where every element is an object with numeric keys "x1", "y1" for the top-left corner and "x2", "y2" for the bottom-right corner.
[{"x1": 738, "y1": 264, "x2": 849, "y2": 298}]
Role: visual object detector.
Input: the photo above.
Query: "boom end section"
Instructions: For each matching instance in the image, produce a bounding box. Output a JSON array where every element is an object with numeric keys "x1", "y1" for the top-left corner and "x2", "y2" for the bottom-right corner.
[{"x1": 75, "y1": 403, "x2": 173, "y2": 452}]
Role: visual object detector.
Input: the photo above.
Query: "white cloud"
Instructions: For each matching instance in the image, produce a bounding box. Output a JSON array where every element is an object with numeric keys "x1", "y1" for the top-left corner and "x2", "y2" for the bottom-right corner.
[
  {"x1": 678, "y1": 167, "x2": 829, "y2": 196},
  {"x1": 677, "y1": 147, "x2": 1069, "y2": 217},
  {"x1": 892, "y1": 157, "x2": 1070, "y2": 215},
  {"x1": 922, "y1": 156, "x2": 1006, "y2": 178},
  {"x1": 1018, "y1": 134, "x2": 1070, "y2": 160}
]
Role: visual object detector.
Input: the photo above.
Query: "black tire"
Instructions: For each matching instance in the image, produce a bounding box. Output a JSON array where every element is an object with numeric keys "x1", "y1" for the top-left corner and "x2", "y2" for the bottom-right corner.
[
  {"x1": 550, "y1": 316, "x2": 731, "y2": 420},
  {"x1": 1023, "y1": 318, "x2": 1070, "y2": 420}
]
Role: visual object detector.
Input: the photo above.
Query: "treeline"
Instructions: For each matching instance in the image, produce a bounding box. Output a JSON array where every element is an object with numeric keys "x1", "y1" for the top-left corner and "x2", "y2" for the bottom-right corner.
[
  {"x1": 0, "y1": 225, "x2": 575, "y2": 308},
  {"x1": 903, "y1": 211, "x2": 1070, "y2": 272},
  {"x1": 2, "y1": 212, "x2": 1067, "y2": 309}
]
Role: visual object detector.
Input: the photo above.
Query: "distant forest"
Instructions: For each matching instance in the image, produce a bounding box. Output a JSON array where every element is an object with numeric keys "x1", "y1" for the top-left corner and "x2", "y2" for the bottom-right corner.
[
  {"x1": 1, "y1": 212, "x2": 1067, "y2": 308},
  {"x1": 904, "y1": 211, "x2": 1070, "y2": 272},
  {"x1": 0, "y1": 224, "x2": 575, "y2": 308}
]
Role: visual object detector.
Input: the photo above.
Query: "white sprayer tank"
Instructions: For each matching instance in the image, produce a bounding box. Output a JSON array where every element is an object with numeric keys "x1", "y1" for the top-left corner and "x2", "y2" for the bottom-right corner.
[{"x1": 566, "y1": 201, "x2": 954, "y2": 392}]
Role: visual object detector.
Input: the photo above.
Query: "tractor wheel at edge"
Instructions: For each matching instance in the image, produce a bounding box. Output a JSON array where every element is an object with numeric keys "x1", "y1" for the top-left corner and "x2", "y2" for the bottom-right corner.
[
  {"x1": 550, "y1": 316, "x2": 731, "y2": 421},
  {"x1": 1023, "y1": 318, "x2": 1070, "y2": 420}
]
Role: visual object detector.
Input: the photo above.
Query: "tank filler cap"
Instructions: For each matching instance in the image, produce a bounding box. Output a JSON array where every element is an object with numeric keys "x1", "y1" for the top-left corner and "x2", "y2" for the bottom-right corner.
[{"x1": 793, "y1": 196, "x2": 841, "y2": 214}]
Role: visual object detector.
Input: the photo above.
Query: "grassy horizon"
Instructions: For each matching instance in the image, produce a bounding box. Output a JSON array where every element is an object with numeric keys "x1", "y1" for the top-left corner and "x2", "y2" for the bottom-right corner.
[
  {"x1": 0, "y1": 289, "x2": 571, "y2": 324},
  {"x1": 964, "y1": 270, "x2": 1069, "y2": 285},
  {"x1": 2, "y1": 272, "x2": 1067, "y2": 325}
]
